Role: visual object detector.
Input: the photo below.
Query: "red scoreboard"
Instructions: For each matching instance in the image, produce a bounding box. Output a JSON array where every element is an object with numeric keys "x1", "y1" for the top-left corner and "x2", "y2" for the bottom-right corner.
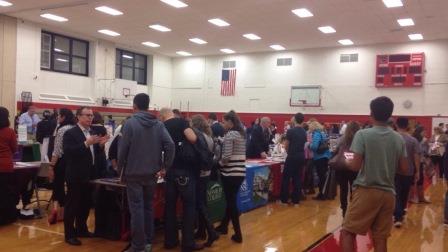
[{"x1": 375, "y1": 53, "x2": 425, "y2": 88}]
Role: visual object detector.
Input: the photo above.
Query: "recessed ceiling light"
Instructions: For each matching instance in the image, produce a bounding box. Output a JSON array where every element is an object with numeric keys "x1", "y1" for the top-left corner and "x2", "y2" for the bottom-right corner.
[
  {"x1": 176, "y1": 51, "x2": 192, "y2": 56},
  {"x1": 408, "y1": 33, "x2": 423, "y2": 41},
  {"x1": 318, "y1": 26, "x2": 336, "y2": 34},
  {"x1": 270, "y1": 45, "x2": 285, "y2": 51},
  {"x1": 243, "y1": 33, "x2": 261, "y2": 40},
  {"x1": 338, "y1": 39, "x2": 354, "y2": 45},
  {"x1": 98, "y1": 29, "x2": 120, "y2": 37},
  {"x1": 189, "y1": 38, "x2": 208, "y2": 44},
  {"x1": 220, "y1": 49, "x2": 235, "y2": 54},
  {"x1": 95, "y1": 6, "x2": 123, "y2": 16},
  {"x1": 382, "y1": 0, "x2": 403, "y2": 8},
  {"x1": 54, "y1": 48, "x2": 64, "y2": 52},
  {"x1": 142, "y1": 41, "x2": 160, "y2": 48},
  {"x1": 208, "y1": 18, "x2": 230, "y2": 27},
  {"x1": 0, "y1": 0, "x2": 12, "y2": 7},
  {"x1": 397, "y1": 18, "x2": 414, "y2": 27},
  {"x1": 122, "y1": 55, "x2": 133, "y2": 59},
  {"x1": 149, "y1": 24, "x2": 171, "y2": 32},
  {"x1": 160, "y1": 0, "x2": 188, "y2": 8},
  {"x1": 40, "y1": 13, "x2": 68, "y2": 22},
  {"x1": 56, "y1": 58, "x2": 68, "y2": 62},
  {"x1": 291, "y1": 8, "x2": 313, "y2": 18}
]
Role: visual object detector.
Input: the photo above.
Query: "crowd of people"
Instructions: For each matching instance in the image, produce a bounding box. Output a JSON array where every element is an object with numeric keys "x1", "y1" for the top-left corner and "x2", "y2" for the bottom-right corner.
[{"x1": 0, "y1": 94, "x2": 448, "y2": 252}]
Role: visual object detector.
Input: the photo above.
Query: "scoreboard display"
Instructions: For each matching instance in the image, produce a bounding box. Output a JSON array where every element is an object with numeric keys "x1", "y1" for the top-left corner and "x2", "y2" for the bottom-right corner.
[{"x1": 375, "y1": 53, "x2": 425, "y2": 88}]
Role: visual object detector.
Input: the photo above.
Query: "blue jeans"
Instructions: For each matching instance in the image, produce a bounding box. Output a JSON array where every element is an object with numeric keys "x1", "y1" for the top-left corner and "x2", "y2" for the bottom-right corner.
[{"x1": 126, "y1": 179, "x2": 156, "y2": 251}]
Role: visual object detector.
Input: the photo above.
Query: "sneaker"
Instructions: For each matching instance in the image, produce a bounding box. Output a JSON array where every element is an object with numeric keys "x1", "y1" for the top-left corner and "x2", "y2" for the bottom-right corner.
[
  {"x1": 394, "y1": 221, "x2": 403, "y2": 228},
  {"x1": 293, "y1": 204, "x2": 299, "y2": 208}
]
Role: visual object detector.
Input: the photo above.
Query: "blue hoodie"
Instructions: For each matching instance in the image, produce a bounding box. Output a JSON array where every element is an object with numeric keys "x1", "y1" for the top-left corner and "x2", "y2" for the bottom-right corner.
[
  {"x1": 309, "y1": 130, "x2": 332, "y2": 160},
  {"x1": 118, "y1": 111, "x2": 175, "y2": 182}
]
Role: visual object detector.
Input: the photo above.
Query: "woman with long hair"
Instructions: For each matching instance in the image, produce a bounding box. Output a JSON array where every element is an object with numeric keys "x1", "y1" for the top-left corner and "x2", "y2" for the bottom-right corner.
[
  {"x1": 215, "y1": 110, "x2": 246, "y2": 243},
  {"x1": 335, "y1": 121, "x2": 361, "y2": 217},
  {"x1": 410, "y1": 127, "x2": 431, "y2": 203},
  {"x1": 0, "y1": 107, "x2": 19, "y2": 225},
  {"x1": 48, "y1": 108, "x2": 76, "y2": 224},
  {"x1": 191, "y1": 114, "x2": 220, "y2": 247}
]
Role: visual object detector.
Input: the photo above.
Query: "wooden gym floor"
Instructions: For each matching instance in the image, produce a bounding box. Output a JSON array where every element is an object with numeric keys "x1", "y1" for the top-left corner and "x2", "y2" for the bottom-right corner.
[{"x1": 1, "y1": 180, "x2": 447, "y2": 252}]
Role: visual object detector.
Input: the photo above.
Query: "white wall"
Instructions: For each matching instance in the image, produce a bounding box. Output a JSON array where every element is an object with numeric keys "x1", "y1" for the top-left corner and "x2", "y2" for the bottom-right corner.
[
  {"x1": 15, "y1": 20, "x2": 164, "y2": 110},
  {"x1": 171, "y1": 40, "x2": 448, "y2": 116}
]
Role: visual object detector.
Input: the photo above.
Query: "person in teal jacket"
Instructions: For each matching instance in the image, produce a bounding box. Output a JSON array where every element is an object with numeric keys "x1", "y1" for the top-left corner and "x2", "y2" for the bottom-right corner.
[{"x1": 308, "y1": 120, "x2": 332, "y2": 200}]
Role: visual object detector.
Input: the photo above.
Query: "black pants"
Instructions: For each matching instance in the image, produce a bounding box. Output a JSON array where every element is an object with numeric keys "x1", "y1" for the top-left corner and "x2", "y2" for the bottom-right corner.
[
  {"x1": 303, "y1": 159, "x2": 315, "y2": 192},
  {"x1": 0, "y1": 172, "x2": 18, "y2": 225},
  {"x1": 196, "y1": 176, "x2": 214, "y2": 238},
  {"x1": 280, "y1": 156, "x2": 304, "y2": 204},
  {"x1": 394, "y1": 174, "x2": 413, "y2": 222},
  {"x1": 64, "y1": 182, "x2": 93, "y2": 239},
  {"x1": 52, "y1": 157, "x2": 66, "y2": 206},
  {"x1": 164, "y1": 172, "x2": 196, "y2": 249},
  {"x1": 219, "y1": 176, "x2": 244, "y2": 236},
  {"x1": 431, "y1": 155, "x2": 444, "y2": 178},
  {"x1": 335, "y1": 170, "x2": 358, "y2": 214},
  {"x1": 417, "y1": 163, "x2": 424, "y2": 186},
  {"x1": 314, "y1": 158, "x2": 329, "y2": 196}
]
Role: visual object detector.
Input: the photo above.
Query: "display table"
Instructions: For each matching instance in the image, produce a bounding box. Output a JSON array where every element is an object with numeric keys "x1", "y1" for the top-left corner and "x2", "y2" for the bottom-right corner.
[{"x1": 246, "y1": 159, "x2": 285, "y2": 200}]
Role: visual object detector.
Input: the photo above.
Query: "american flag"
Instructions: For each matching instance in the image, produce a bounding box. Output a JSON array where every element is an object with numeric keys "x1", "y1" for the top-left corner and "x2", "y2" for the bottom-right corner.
[{"x1": 221, "y1": 69, "x2": 236, "y2": 96}]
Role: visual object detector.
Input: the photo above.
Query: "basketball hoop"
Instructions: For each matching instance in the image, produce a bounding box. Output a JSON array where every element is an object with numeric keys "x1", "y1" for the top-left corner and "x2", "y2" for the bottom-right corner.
[{"x1": 299, "y1": 100, "x2": 307, "y2": 105}]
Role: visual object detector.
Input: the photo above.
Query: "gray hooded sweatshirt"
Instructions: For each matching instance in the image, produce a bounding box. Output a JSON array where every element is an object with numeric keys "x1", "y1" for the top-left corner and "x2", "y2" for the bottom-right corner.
[{"x1": 118, "y1": 111, "x2": 175, "y2": 182}]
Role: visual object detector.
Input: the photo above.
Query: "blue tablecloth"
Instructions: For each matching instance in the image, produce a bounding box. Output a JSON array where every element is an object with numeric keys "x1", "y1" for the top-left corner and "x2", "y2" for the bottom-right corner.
[{"x1": 237, "y1": 163, "x2": 271, "y2": 212}]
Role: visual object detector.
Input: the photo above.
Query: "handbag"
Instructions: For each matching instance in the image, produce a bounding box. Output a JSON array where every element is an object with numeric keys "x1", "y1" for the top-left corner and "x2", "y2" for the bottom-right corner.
[
  {"x1": 316, "y1": 131, "x2": 330, "y2": 154},
  {"x1": 329, "y1": 143, "x2": 350, "y2": 171}
]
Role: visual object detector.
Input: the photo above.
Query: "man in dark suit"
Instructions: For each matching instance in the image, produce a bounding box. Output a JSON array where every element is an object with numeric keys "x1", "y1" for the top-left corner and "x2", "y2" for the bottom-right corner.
[
  {"x1": 208, "y1": 113, "x2": 224, "y2": 138},
  {"x1": 246, "y1": 117, "x2": 271, "y2": 159},
  {"x1": 63, "y1": 107, "x2": 108, "y2": 246}
]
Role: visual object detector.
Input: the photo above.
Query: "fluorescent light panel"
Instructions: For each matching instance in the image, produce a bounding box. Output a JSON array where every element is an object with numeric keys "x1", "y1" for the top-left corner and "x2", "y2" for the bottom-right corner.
[
  {"x1": 176, "y1": 51, "x2": 192, "y2": 56},
  {"x1": 318, "y1": 26, "x2": 336, "y2": 34},
  {"x1": 382, "y1": 0, "x2": 403, "y2": 8},
  {"x1": 56, "y1": 58, "x2": 68, "y2": 62},
  {"x1": 397, "y1": 18, "x2": 414, "y2": 27},
  {"x1": 149, "y1": 24, "x2": 171, "y2": 32},
  {"x1": 243, "y1": 33, "x2": 261, "y2": 40},
  {"x1": 270, "y1": 44, "x2": 285, "y2": 51},
  {"x1": 220, "y1": 48, "x2": 235, "y2": 54},
  {"x1": 142, "y1": 41, "x2": 160, "y2": 47},
  {"x1": 95, "y1": 6, "x2": 123, "y2": 16},
  {"x1": 40, "y1": 13, "x2": 68, "y2": 22},
  {"x1": 54, "y1": 48, "x2": 64, "y2": 52},
  {"x1": 122, "y1": 55, "x2": 133, "y2": 59},
  {"x1": 189, "y1": 38, "x2": 207, "y2": 44},
  {"x1": 208, "y1": 18, "x2": 230, "y2": 27},
  {"x1": 98, "y1": 29, "x2": 120, "y2": 36},
  {"x1": 291, "y1": 8, "x2": 313, "y2": 18},
  {"x1": 408, "y1": 33, "x2": 423, "y2": 41},
  {"x1": 338, "y1": 39, "x2": 354, "y2": 45},
  {"x1": 0, "y1": 0, "x2": 12, "y2": 7},
  {"x1": 160, "y1": 0, "x2": 188, "y2": 8}
]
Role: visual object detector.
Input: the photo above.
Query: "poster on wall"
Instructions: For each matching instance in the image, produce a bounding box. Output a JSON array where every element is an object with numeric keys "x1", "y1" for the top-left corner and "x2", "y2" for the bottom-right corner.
[{"x1": 375, "y1": 53, "x2": 425, "y2": 88}]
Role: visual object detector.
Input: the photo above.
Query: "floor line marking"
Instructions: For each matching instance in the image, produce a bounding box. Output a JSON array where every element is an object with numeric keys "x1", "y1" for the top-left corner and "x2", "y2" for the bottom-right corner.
[{"x1": 14, "y1": 223, "x2": 64, "y2": 236}]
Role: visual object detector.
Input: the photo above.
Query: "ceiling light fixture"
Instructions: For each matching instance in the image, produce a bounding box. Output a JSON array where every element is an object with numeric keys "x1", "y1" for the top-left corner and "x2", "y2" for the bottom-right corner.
[
  {"x1": 397, "y1": 18, "x2": 414, "y2": 27},
  {"x1": 291, "y1": 8, "x2": 313, "y2": 18},
  {"x1": 408, "y1": 33, "x2": 423, "y2": 41},
  {"x1": 122, "y1": 55, "x2": 133, "y2": 59},
  {"x1": 338, "y1": 39, "x2": 354, "y2": 45},
  {"x1": 243, "y1": 33, "x2": 261, "y2": 40},
  {"x1": 0, "y1": 0, "x2": 12, "y2": 7},
  {"x1": 149, "y1": 24, "x2": 171, "y2": 32},
  {"x1": 95, "y1": 6, "x2": 123, "y2": 16},
  {"x1": 382, "y1": 0, "x2": 403, "y2": 8},
  {"x1": 318, "y1": 26, "x2": 336, "y2": 34},
  {"x1": 98, "y1": 29, "x2": 120, "y2": 37},
  {"x1": 270, "y1": 45, "x2": 285, "y2": 51},
  {"x1": 176, "y1": 51, "x2": 192, "y2": 56},
  {"x1": 56, "y1": 58, "x2": 68, "y2": 62},
  {"x1": 160, "y1": 0, "x2": 188, "y2": 8},
  {"x1": 142, "y1": 41, "x2": 160, "y2": 47},
  {"x1": 40, "y1": 13, "x2": 68, "y2": 22},
  {"x1": 189, "y1": 38, "x2": 207, "y2": 44},
  {"x1": 220, "y1": 48, "x2": 235, "y2": 54},
  {"x1": 54, "y1": 48, "x2": 64, "y2": 52},
  {"x1": 208, "y1": 18, "x2": 230, "y2": 27}
]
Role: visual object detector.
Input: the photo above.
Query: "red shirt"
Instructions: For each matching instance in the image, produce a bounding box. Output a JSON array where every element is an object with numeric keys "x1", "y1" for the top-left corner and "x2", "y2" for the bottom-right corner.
[{"x1": 0, "y1": 127, "x2": 18, "y2": 173}]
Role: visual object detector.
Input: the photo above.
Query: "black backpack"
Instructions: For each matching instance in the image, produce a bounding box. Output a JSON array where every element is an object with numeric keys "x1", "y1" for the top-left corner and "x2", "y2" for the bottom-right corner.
[{"x1": 193, "y1": 129, "x2": 215, "y2": 173}]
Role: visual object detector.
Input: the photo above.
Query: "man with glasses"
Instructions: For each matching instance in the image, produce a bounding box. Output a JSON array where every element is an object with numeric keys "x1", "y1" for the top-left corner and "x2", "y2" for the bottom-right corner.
[{"x1": 62, "y1": 107, "x2": 108, "y2": 246}]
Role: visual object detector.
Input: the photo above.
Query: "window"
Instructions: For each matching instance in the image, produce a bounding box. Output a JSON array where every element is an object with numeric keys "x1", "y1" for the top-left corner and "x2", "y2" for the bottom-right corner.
[
  {"x1": 115, "y1": 49, "x2": 147, "y2": 85},
  {"x1": 223, "y1": 60, "x2": 236, "y2": 69},
  {"x1": 277, "y1": 58, "x2": 292, "y2": 66},
  {"x1": 40, "y1": 31, "x2": 89, "y2": 76},
  {"x1": 340, "y1": 53, "x2": 358, "y2": 63}
]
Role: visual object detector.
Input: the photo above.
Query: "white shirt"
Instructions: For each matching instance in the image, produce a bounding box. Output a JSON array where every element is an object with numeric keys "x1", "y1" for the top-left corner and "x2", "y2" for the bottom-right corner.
[
  {"x1": 78, "y1": 123, "x2": 95, "y2": 164},
  {"x1": 19, "y1": 112, "x2": 41, "y2": 134}
]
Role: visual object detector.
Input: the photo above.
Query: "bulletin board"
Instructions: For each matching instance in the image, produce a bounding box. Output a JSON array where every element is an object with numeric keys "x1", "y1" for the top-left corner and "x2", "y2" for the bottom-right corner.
[{"x1": 290, "y1": 85, "x2": 321, "y2": 107}]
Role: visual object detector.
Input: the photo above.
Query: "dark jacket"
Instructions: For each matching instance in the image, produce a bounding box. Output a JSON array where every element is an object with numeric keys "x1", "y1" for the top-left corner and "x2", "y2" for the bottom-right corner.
[
  {"x1": 246, "y1": 124, "x2": 269, "y2": 158},
  {"x1": 91, "y1": 124, "x2": 108, "y2": 179},
  {"x1": 36, "y1": 119, "x2": 56, "y2": 144},
  {"x1": 63, "y1": 125, "x2": 94, "y2": 183},
  {"x1": 118, "y1": 111, "x2": 175, "y2": 182},
  {"x1": 211, "y1": 121, "x2": 225, "y2": 138}
]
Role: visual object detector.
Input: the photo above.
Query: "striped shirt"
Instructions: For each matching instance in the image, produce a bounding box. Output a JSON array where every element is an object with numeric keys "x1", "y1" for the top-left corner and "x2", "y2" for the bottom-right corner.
[{"x1": 220, "y1": 130, "x2": 246, "y2": 177}]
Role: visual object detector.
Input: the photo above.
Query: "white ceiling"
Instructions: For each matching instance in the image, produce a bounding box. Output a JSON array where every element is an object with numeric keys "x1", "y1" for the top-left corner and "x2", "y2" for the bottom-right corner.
[{"x1": 2, "y1": 0, "x2": 448, "y2": 57}]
